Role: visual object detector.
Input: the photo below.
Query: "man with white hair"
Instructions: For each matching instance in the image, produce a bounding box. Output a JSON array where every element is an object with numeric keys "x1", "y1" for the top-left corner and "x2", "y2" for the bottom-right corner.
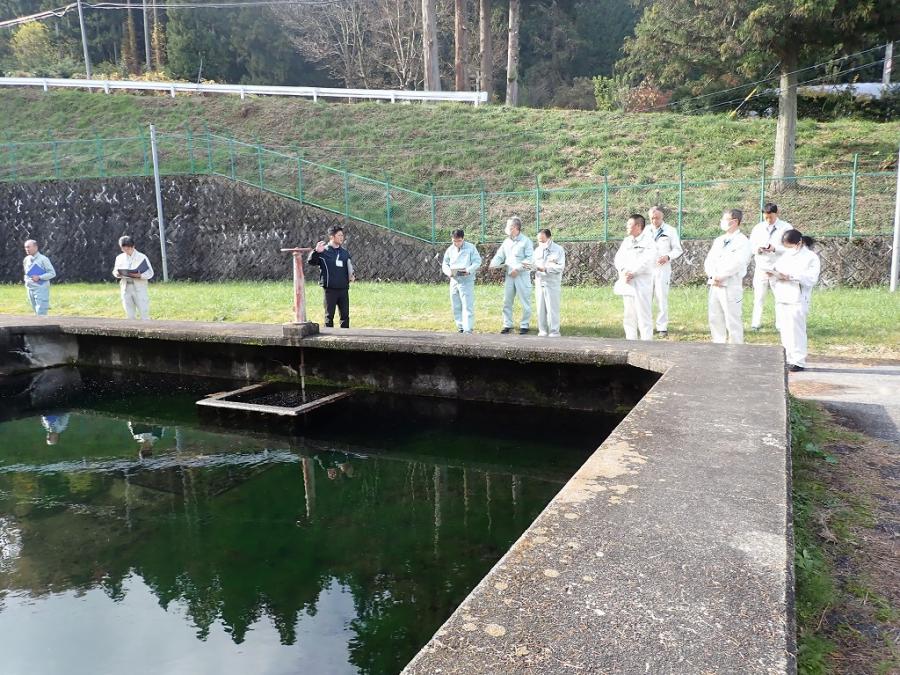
[
  {"x1": 489, "y1": 216, "x2": 534, "y2": 334},
  {"x1": 22, "y1": 239, "x2": 57, "y2": 316},
  {"x1": 647, "y1": 207, "x2": 683, "y2": 337},
  {"x1": 112, "y1": 235, "x2": 154, "y2": 320}
]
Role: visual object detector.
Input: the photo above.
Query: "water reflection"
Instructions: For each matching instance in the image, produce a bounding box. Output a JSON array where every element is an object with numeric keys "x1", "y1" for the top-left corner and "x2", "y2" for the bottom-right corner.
[{"x1": 0, "y1": 369, "x2": 618, "y2": 675}]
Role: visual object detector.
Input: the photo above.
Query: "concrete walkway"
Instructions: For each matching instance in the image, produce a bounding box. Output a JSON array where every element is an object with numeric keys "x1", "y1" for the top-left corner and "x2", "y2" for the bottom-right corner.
[{"x1": 789, "y1": 358, "x2": 900, "y2": 443}]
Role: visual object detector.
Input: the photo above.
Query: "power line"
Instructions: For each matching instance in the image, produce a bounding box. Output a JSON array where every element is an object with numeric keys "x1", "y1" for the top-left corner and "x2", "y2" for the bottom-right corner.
[{"x1": 635, "y1": 41, "x2": 895, "y2": 113}]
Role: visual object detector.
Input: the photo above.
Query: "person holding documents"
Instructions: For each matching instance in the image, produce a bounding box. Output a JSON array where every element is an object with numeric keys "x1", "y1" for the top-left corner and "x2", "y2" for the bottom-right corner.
[
  {"x1": 112, "y1": 235, "x2": 154, "y2": 320},
  {"x1": 22, "y1": 239, "x2": 57, "y2": 316},
  {"x1": 489, "y1": 216, "x2": 534, "y2": 334},
  {"x1": 613, "y1": 215, "x2": 656, "y2": 341},
  {"x1": 647, "y1": 207, "x2": 683, "y2": 337},
  {"x1": 525, "y1": 228, "x2": 565, "y2": 337},
  {"x1": 307, "y1": 225, "x2": 354, "y2": 328},
  {"x1": 769, "y1": 229, "x2": 820, "y2": 372},
  {"x1": 749, "y1": 203, "x2": 792, "y2": 331},
  {"x1": 704, "y1": 209, "x2": 752, "y2": 344},
  {"x1": 441, "y1": 229, "x2": 482, "y2": 333}
]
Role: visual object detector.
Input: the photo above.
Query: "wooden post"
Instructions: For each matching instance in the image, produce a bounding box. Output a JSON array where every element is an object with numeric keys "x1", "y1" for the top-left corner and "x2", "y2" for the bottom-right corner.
[{"x1": 280, "y1": 247, "x2": 313, "y2": 323}]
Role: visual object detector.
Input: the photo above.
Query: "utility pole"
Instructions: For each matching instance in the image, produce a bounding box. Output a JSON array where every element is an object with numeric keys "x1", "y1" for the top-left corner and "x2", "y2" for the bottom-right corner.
[
  {"x1": 149, "y1": 125, "x2": 170, "y2": 282},
  {"x1": 76, "y1": 0, "x2": 92, "y2": 79},
  {"x1": 142, "y1": 0, "x2": 152, "y2": 71},
  {"x1": 884, "y1": 42, "x2": 894, "y2": 88},
  {"x1": 890, "y1": 144, "x2": 900, "y2": 292}
]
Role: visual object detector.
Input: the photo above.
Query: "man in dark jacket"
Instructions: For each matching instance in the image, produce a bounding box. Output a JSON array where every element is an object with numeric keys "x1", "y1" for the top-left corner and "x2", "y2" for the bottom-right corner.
[{"x1": 307, "y1": 225, "x2": 355, "y2": 328}]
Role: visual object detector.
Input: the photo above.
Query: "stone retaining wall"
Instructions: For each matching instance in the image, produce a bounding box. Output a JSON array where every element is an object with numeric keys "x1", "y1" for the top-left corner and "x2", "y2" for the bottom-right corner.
[{"x1": 0, "y1": 176, "x2": 892, "y2": 286}]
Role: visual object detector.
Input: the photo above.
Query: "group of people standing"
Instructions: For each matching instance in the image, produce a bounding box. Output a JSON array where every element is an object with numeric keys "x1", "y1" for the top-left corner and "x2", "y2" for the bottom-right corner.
[
  {"x1": 432, "y1": 201, "x2": 819, "y2": 371},
  {"x1": 22, "y1": 203, "x2": 820, "y2": 371},
  {"x1": 22, "y1": 235, "x2": 155, "y2": 320}
]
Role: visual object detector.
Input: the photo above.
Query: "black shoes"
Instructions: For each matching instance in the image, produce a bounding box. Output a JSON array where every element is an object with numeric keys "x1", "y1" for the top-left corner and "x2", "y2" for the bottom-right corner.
[
  {"x1": 788, "y1": 364, "x2": 805, "y2": 372},
  {"x1": 499, "y1": 327, "x2": 529, "y2": 335},
  {"x1": 518, "y1": 328, "x2": 529, "y2": 335},
  {"x1": 657, "y1": 330, "x2": 668, "y2": 338},
  {"x1": 500, "y1": 327, "x2": 512, "y2": 334}
]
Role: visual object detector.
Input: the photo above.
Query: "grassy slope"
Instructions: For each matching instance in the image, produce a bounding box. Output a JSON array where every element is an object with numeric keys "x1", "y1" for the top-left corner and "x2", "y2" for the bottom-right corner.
[
  {"x1": 1, "y1": 282, "x2": 898, "y2": 359},
  {"x1": 0, "y1": 89, "x2": 898, "y2": 193}
]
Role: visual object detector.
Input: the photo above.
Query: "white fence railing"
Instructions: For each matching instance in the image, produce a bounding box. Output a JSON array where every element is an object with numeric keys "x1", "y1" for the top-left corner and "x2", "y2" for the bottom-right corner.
[{"x1": 0, "y1": 76, "x2": 489, "y2": 105}]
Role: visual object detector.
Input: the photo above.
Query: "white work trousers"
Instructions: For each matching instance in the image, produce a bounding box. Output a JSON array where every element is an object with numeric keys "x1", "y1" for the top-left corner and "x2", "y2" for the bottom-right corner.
[
  {"x1": 623, "y1": 277, "x2": 653, "y2": 341},
  {"x1": 775, "y1": 302, "x2": 809, "y2": 367},
  {"x1": 502, "y1": 273, "x2": 532, "y2": 329},
  {"x1": 652, "y1": 264, "x2": 672, "y2": 332},
  {"x1": 708, "y1": 284, "x2": 744, "y2": 344},
  {"x1": 535, "y1": 277, "x2": 561, "y2": 336},
  {"x1": 449, "y1": 278, "x2": 475, "y2": 333},
  {"x1": 751, "y1": 268, "x2": 777, "y2": 329},
  {"x1": 121, "y1": 282, "x2": 151, "y2": 320},
  {"x1": 26, "y1": 283, "x2": 50, "y2": 316}
]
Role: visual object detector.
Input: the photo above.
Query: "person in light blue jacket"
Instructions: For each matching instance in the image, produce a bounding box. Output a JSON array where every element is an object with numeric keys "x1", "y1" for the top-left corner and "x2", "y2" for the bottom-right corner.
[
  {"x1": 22, "y1": 239, "x2": 57, "y2": 316},
  {"x1": 489, "y1": 216, "x2": 534, "y2": 334},
  {"x1": 441, "y1": 229, "x2": 482, "y2": 333}
]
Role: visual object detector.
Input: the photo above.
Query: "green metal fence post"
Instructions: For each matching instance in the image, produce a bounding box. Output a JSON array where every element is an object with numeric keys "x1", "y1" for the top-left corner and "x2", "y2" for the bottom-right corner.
[
  {"x1": 95, "y1": 136, "x2": 105, "y2": 177},
  {"x1": 758, "y1": 158, "x2": 766, "y2": 216},
  {"x1": 204, "y1": 124, "x2": 213, "y2": 173},
  {"x1": 294, "y1": 146, "x2": 304, "y2": 203},
  {"x1": 52, "y1": 138, "x2": 61, "y2": 179},
  {"x1": 602, "y1": 170, "x2": 610, "y2": 242},
  {"x1": 385, "y1": 173, "x2": 393, "y2": 230},
  {"x1": 187, "y1": 129, "x2": 195, "y2": 174},
  {"x1": 430, "y1": 188, "x2": 437, "y2": 244},
  {"x1": 7, "y1": 143, "x2": 16, "y2": 181},
  {"x1": 535, "y1": 175, "x2": 542, "y2": 234},
  {"x1": 479, "y1": 179, "x2": 487, "y2": 244},
  {"x1": 677, "y1": 162, "x2": 684, "y2": 237},
  {"x1": 342, "y1": 160, "x2": 350, "y2": 218},
  {"x1": 228, "y1": 138, "x2": 236, "y2": 180},
  {"x1": 848, "y1": 153, "x2": 859, "y2": 239},
  {"x1": 142, "y1": 133, "x2": 150, "y2": 176},
  {"x1": 256, "y1": 141, "x2": 265, "y2": 188}
]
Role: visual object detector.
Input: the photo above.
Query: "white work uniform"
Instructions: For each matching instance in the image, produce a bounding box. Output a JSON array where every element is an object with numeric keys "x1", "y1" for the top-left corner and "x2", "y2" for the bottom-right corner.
[
  {"x1": 772, "y1": 245, "x2": 820, "y2": 368},
  {"x1": 441, "y1": 241, "x2": 482, "y2": 333},
  {"x1": 749, "y1": 218, "x2": 792, "y2": 328},
  {"x1": 112, "y1": 250, "x2": 154, "y2": 320},
  {"x1": 22, "y1": 252, "x2": 56, "y2": 316},
  {"x1": 648, "y1": 222, "x2": 683, "y2": 332},
  {"x1": 532, "y1": 240, "x2": 566, "y2": 337},
  {"x1": 490, "y1": 233, "x2": 534, "y2": 329},
  {"x1": 614, "y1": 229, "x2": 656, "y2": 341},
  {"x1": 704, "y1": 230, "x2": 752, "y2": 344}
]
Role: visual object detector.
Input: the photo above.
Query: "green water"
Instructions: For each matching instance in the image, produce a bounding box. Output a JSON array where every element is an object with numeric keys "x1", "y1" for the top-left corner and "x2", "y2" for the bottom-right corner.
[{"x1": 0, "y1": 369, "x2": 619, "y2": 675}]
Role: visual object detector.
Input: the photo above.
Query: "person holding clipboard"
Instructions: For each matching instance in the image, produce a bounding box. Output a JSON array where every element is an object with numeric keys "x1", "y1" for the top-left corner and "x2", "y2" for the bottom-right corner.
[
  {"x1": 22, "y1": 239, "x2": 57, "y2": 315},
  {"x1": 441, "y1": 229, "x2": 482, "y2": 333},
  {"x1": 112, "y1": 235, "x2": 154, "y2": 320},
  {"x1": 769, "y1": 229, "x2": 821, "y2": 372}
]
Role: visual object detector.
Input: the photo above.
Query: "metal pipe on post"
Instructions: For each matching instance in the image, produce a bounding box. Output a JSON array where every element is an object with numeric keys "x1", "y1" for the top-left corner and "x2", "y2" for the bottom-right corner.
[
  {"x1": 148, "y1": 124, "x2": 169, "y2": 282},
  {"x1": 76, "y1": 0, "x2": 92, "y2": 79},
  {"x1": 280, "y1": 248, "x2": 312, "y2": 323},
  {"x1": 884, "y1": 42, "x2": 894, "y2": 88},
  {"x1": 890, "y1": 145, "x2": 900, "y2": 292}
]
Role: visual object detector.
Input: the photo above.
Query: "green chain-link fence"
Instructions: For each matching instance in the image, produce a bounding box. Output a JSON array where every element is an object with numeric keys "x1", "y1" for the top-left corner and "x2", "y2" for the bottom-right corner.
[{"x1": 1, "y1": 131, "x2": 895, "y2": 244}]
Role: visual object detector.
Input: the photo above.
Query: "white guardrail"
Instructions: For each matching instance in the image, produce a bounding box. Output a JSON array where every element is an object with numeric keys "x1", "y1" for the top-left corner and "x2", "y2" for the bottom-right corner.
[{"x1": 0, "y1": 76, "x2": 489, "y2": 105}]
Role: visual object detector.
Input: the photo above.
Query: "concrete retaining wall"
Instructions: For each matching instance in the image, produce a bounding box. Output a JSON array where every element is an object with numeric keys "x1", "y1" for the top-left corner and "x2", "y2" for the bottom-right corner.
[{"x1": 1, "y1": 176, "x2": 891, "y2": 286}]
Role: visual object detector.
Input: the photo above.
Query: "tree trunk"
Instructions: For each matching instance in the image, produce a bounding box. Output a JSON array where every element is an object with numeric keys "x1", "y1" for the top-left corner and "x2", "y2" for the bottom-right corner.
[
  {"x1": 454, "y1": 0, "x2": 468, "y2": 91},
  {"x1": 772, "y1": 49, "x2": 798, "y2": 190},
  {"x1": 505, "y1": 0, "x2": 520, "y2": 106},
  {"x1": 421, "y1": 0, "x2": 440, "y2": 91},
  {"x1": 479, "y1": 0, "x2": 493, "y2": 98}
]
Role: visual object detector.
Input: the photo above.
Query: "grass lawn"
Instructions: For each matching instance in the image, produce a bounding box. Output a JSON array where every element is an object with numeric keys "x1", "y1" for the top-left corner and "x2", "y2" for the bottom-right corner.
[
  {"x1": 1, "y1": 89, "x2": 897, "y2": 192},
  {"x1": 1, "y1": 282, "x2": 897, "y2": 360}
]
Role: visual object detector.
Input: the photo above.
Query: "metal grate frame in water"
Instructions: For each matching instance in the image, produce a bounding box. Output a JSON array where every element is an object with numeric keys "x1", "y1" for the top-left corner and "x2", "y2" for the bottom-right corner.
[{"x1": 197, "y1": 382, "x2": 352, "y2": 417}]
